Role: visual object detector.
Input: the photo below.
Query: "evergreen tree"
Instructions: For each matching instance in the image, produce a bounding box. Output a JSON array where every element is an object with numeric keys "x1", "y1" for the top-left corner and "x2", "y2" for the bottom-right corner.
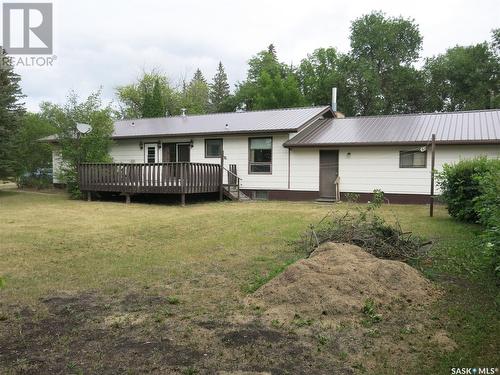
[
  {"x1": 0, "y1": 48, "x2": 25, "y2": 178},
  {"x1": 181, "y1": 69, "x2": 210, "y2": 114},
  {"x1": 209, "y1": 62, "x2": 231, "y2": 112}
]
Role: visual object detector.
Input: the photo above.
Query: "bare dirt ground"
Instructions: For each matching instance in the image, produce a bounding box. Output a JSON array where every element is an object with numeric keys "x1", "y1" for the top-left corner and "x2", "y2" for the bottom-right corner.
[{"x1": 0, "y1": 243, "x2": 445, "y2": 374}]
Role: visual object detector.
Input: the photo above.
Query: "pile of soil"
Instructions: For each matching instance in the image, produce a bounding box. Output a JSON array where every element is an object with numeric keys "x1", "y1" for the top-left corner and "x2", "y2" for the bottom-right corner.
[
  {"x1": 244, "y1": 242, "x2": 451, "y2": 372},
  {"x1": 246, "y1": 242, "x2": 438, "y2": 326}
]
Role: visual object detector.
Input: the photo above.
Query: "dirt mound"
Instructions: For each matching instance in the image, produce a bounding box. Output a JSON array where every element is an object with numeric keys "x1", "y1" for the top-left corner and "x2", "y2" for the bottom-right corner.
[
  {"x1": 246, "y1": 242, "x2": 438, "y2": 326},
  {"x1": 244, "y1": 242, "x2": 444, "y2": 372}
]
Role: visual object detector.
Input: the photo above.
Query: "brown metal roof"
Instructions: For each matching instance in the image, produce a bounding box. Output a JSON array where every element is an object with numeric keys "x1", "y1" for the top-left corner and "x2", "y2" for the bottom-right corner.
[
  {"x1": 111, "y1": 106, "x2": 331, "y2": 139},
  {"x1": 285, "y1": 109, "x2": 500, "y2": 147}
]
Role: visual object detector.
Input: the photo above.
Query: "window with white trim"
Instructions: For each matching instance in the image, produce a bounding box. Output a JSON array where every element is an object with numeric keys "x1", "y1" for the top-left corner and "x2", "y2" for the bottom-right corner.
[
  {"x1": 249, "y1": 137, "x2": 272, "y2": 174},
  {"x1": 399, "y1": 150, "x2": 427, "y2": 168},
  {"x1": 144, "y1": 144, "x2": 158, "y2": 163}
]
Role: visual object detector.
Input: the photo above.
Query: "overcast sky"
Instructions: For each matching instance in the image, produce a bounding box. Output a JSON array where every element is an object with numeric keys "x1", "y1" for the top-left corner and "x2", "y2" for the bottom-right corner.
[{"x1": 5, "y1": 0, "x2": 499, "y2": 112}]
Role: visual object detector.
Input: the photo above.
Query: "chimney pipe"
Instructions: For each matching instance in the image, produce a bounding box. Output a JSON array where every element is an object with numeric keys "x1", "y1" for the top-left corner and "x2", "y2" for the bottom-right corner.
[{"x1": 331, "y1": 87, "x2": 337, "y2": 112}]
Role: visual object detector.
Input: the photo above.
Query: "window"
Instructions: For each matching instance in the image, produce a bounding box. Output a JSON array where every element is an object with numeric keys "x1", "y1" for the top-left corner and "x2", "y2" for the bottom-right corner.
[
  {"x1": 249, "y1": 137, "x2": 272, "y2": 174},
  {"x1": 399, "y1": 150, "x2": 427, "y2": 168},
  {"x1": 205, "y1": 138, "x2": 223, "y2": 158},
  {"x1": 254, "y1": 190, "x2": 269, "y2": 200},
  {"x1": 145, "y1": 144, "x2": 157, "y2": 163}
]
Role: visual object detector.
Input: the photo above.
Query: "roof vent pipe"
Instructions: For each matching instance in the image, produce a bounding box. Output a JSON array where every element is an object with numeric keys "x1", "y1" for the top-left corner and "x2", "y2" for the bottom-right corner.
[
  {"x1": 181, "y1": 108, "x2": 187, "y2": 117},
  {"x1": 331, "y1": 87, "x2": 337, "y2": 112}
]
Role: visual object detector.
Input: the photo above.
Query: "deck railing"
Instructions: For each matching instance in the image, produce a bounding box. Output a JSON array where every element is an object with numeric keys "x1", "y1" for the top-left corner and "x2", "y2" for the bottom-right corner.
[{"x1": 78, "y1": 162, "x2": 221, "y2": 194}]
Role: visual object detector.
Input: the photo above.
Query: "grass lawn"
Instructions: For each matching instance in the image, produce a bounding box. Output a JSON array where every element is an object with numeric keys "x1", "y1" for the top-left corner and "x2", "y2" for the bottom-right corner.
[{"x1": 0, "y1": 190, "x2": 498, "y2": 374}]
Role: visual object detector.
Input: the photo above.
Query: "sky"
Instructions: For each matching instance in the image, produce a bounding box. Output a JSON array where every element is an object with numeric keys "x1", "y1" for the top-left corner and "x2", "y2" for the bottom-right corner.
[{"x1": 3, "y1": 0, "x2": 499, "y2": 112}]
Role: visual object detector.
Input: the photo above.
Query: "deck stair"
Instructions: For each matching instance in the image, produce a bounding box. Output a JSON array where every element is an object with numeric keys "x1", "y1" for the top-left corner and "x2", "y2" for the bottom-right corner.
[
  {"x1": 223, "y1": 185, "x2": 251, "y2": 201},
  {"x1": 222, "y1": 164, "x2": 250, "y2": 201}
]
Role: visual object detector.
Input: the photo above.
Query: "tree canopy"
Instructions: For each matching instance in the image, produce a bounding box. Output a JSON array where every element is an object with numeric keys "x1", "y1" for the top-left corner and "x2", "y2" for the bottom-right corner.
[
  {"x1": 105, "y1": 12, "x2": 500, "y2": 118},
  {"x1": 41, "y1": 91, "x2": 114, "y2": 197}
]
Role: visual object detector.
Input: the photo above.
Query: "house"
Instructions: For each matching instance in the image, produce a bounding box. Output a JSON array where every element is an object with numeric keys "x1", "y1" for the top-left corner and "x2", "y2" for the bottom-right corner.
[{"x1": 51, "y1": 106, "x2": 500, "y2": 203}]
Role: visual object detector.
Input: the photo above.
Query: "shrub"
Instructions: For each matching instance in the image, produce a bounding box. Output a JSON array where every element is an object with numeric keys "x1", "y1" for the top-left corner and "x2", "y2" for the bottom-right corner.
[
  {"x1": 438, "y1": 157, "x2": 500, "y2": 278},
  {"x1": 17, "y1": 169, "x2": 52, "y2": 190},
  {"x1": 371, "y1": 189, "x2": 385, "y2": 207},
  {"x1": 473, "y1": 165, "x2": 500, "y2": 278},
  {"x1": 437, "y1": 157, "x2": 499, "y2": 222}
]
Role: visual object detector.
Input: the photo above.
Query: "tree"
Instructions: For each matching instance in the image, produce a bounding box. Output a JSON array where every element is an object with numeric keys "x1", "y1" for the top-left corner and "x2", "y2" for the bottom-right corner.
[
  {"x1": 11, "y1": 113, "x2": 55, "y2": 179},
  {"x1": 42, "y1": 91, "x2": 114, "y2": 197},
  {"x1": 142, "y1": 91, "x2": 154, "y2": 118},
  {"x1": 235, "y1": 44, "x2": 305, "y2": 110},
  {"x1": 209, "y1": 62, "x2": 231, "y2": 112},
  {"x1": 492, "y1": 28, "x2": 500, "y2": 54},
  {"x1": 116, "y1": 70, "x2": 179, "y2": 118},
  {"x1": 423, "y1": 42, "x2": 500, "y2": 111},
  {"x1": 298, "y1": 48, "x2": 356, "y2": 114},
  {"x1": 150, "y1": 79, "x2": 165, "y2": 117},
  {"x1": 348, "y1": 11, "x2": 424, "y2": 115},
  {"x1": 181, "y1": 69, "x2": 210, "y2": 114},
  {"x1": 0, "y1": 48, "x2": 25, "y2": 179}
]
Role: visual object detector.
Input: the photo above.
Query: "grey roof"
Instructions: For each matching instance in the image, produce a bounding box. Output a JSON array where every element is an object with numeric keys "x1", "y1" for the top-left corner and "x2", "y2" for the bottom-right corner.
[
  {"x1": 112, "y1": 106, "x2": 331, "y2": 139},
  {"x1": 285, "y1": 109, "x2": 500, "y2": 147}
]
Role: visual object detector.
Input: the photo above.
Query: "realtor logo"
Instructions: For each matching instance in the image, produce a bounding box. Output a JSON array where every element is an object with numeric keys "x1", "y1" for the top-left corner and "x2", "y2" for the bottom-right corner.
[{"x1": 2, "y1": 3, "x2": 53, "y2": 54}]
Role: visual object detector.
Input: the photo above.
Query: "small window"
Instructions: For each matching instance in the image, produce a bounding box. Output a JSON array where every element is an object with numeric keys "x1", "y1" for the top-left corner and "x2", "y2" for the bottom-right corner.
[
  {"x1": 146, "y1": 146, "x2": 156, "y2": 163},
  {"x1": 205, "y1": 138, "x2": 223, "y2": 158},
  {"x1": 249, "y1": 137, "x2": 272, "y2": 174},
  {"x1": 399, "y1": 150, "x2": 427, "y2": 168},
  {"x1": 254, "y1": 190, "x2": 269, "y2": 200}
]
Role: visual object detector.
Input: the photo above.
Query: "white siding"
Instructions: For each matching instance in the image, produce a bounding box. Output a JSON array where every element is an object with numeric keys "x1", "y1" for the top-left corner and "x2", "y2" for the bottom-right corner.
[
  {"x1": 109, "y1": 139, "x2": 144, "y2": 163},
  {"x1": 337, "y1": 145, "x2": 500, "y2": 195},
  {"x1": 52, "y1": 136, "x2": 499, "y2": 196},
  {"x1": 107, "y1": 134, "x2": 290, "y2": 190},
  {"x1": 289, "y1": 148, "x2": 319, "y2": 191}
]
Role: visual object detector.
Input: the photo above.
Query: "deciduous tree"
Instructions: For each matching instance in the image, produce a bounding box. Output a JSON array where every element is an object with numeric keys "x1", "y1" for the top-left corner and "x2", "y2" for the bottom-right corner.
[
  {"x1": 116, "y1": 70, "x2": 179, "y2": 118},
  {"x1": 42, "y1": 91, "x2": 114, "y2": 197}
]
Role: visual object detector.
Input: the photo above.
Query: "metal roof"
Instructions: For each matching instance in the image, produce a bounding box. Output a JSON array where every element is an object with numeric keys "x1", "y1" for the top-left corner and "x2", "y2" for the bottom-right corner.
[
  {"x1": 285, "y1": 109, "x2": 500, "y2": 147},
  {"x1": 111, "y1": 106, "x2": 331, "y2": 139}
]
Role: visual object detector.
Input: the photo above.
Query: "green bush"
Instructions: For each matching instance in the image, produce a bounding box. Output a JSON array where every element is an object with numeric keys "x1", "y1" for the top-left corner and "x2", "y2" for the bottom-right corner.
[
  {"x1": 17, "y1": 173, "x2": 52, "y2": 190},
  {"x1": 473, "y1": 164, "x2": 500, "y2": 278},
  {"x1": 438, "y1": 157, "x2": 500, "y2": 278},
  {"x1": 437, "y1": 157, "x2": 499, "y2": 222}
]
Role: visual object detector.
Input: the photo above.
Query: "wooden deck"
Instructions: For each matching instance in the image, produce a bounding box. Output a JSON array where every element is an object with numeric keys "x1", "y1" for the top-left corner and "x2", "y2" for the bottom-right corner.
[{"x1": 78, "y1": 162, "x2": 221, "y2": 195}]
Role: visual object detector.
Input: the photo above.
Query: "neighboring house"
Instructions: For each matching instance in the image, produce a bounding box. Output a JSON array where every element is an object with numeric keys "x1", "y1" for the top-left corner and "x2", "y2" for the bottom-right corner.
[{"x1": 50, "y1": 106, "x2": 500, "y2": 203}]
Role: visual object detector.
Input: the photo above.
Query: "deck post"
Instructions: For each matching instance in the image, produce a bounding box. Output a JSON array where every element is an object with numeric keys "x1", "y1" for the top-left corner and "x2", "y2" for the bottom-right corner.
[
  {"x1": 181, "y1": 193, "x2": 186, "y2": 206},
  {"x1": 219, "y1": 150, "x2": 224, "y2": 202},
  {"x1": 430, "y1": 134, "x2": 436, "y2": 217},
  {"x1": 86, "y1": 191, "x2": 91, "y2": 202},
  {"x1": 125, "y1": 193, "x2": 131, "y2": 204}
]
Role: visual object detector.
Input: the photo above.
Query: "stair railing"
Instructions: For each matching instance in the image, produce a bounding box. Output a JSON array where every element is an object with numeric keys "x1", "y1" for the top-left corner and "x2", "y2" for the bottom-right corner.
[{"x1": 223, "y1": 166, "x2": 242, "y2": 200}]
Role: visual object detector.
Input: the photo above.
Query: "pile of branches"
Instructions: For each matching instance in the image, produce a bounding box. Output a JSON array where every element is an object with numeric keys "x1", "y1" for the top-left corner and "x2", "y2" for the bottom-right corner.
[{"x1": 298, "y1": 208, "x2": 431, "y2": 262}]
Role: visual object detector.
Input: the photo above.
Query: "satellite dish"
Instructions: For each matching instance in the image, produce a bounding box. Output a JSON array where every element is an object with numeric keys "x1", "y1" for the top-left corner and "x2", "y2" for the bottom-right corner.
[
  {"x1": 76, "y1": 123, "x2": 92, "y2": 134},
  {"x1": 419, "y1": 146, "x2": 427, "y2": 152}
]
